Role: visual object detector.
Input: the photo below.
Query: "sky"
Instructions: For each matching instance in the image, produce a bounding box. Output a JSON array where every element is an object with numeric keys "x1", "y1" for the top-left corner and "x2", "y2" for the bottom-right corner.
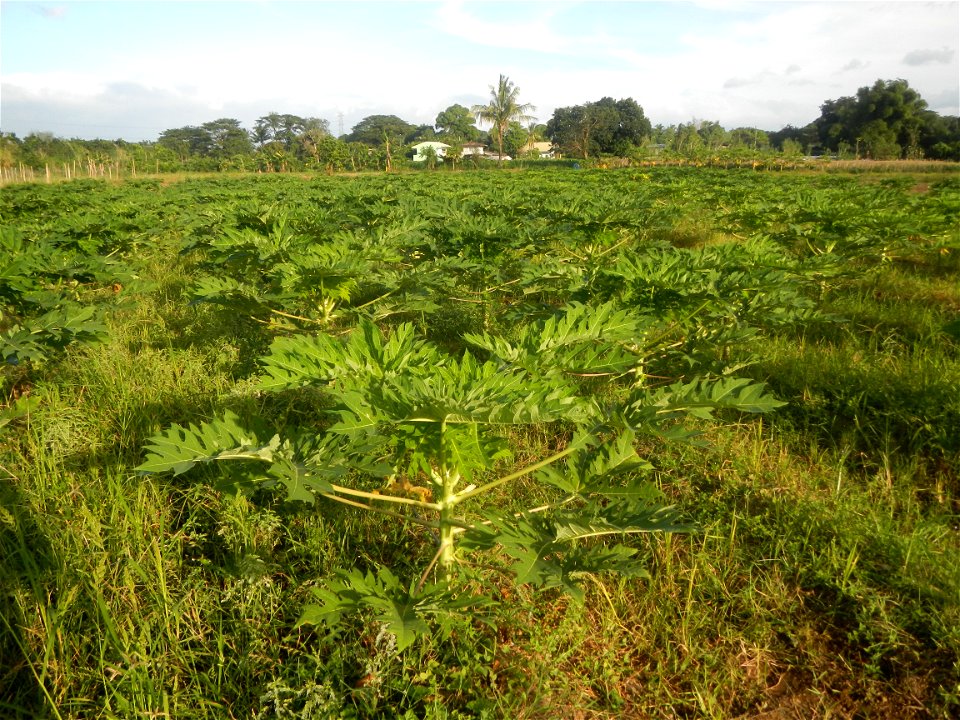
[{"x1": 1, "y1": 0, "x2": 958, "y2": 142}]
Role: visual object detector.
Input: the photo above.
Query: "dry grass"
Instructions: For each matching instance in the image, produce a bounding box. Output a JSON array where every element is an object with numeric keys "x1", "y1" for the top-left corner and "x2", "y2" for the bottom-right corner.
[{"x1": 818, "y1": 159, "x2": 960, "y2": 174}]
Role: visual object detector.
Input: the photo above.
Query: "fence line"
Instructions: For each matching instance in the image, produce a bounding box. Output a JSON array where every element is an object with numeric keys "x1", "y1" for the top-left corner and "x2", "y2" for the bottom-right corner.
[{"x1": 0, "y1": 161, "x2": 139, "y2": 185}]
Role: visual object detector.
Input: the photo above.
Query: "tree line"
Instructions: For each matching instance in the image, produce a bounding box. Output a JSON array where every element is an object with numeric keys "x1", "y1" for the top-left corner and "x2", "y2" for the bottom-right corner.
[{"x1": 2, "y1": 77, "x2": 957, "y2": 177}]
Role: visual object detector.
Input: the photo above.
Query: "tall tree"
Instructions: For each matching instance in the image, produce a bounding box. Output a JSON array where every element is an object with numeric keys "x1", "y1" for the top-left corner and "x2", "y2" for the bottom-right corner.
[
  {"x1": 812, "y1": 79, "x2": 932, "y2": 159},
  {"x1": 0, "y1": 133, "x2": 20, "y2": 169},
  {"x1": 696, "y1": 120, "x2": 727, "y2": 150},
  {"x1": 728, "y1": 127, "x2": 770, "y2": 150},
  {"x1": 435, "y1": 104, "x2": 479, "y2": 141},
  {"x1": 768, "y1": 124, "x2": 818, "y2": 154},
  {"x1": 671, "y1": 122, "x2": 704, "y2": 155},
  {"x1": 579, "y1": 99, "x2": 623, "y2": 157},
  {"x1": 346, "y1": 115, "x2": 417, "y2": 147},
  {"x1": 253, "y1": 113, "x2": 329, "y2": 154},
  {"x1": 527, "y1": 122, "x2": 548, "y2": 143},
  {"x1": 472, "y1": 75, "x2": 536, "y2": 162},
  {"x1": 407, "y1": 124, "x2": 438, "y2": 143},
  {"x1": 609, "y1": 98, "x2": 652, "y2": 154},
  {"x1": 201, "y1": 118, "x2": 253, "y2": 158},
  {"x1": 919, "y1": 112, "x2": 960, "y2": 160},
  {"x1": 650, "y1": 124, "x2": 675, "y2": 147},
  {"x1": 502, "y1": 121, "x2": 530, "y2": 159},
  {"x1": 547, "y1": 104, "x2": 598, "y2": 159},
  {"x1": 157, "y1": 126, "x2": 211, "y2": 161},
  {"x1": 546, "y1": 97, "x2": 650, "y2": 158}
]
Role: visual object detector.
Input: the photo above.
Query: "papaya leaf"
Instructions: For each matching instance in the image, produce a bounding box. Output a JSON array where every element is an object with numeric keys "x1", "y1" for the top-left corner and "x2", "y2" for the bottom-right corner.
[
  {"x1": 266, "y1": 454, "x2": 336, "y2": 503},
  {"x1": 440, "y1": 423, "x2": 512, "y2": 485},
  {"x1": 552, "y1": 500, "x2": 692, "y2": 540},
  {"x1": 1, "y1": 328, "x2": 48, "y2": 366},
  {"x1": 299, "y1": 567, "x2": 484, "y2": 651},
  {"x1": 466, "y1": 300, "x2": 648, "y2": 377},
  {"x1": 136, "y1": 410, "x2": 276, "y2": 476},
  {"x1": 258, "y1": 321, "x2": 437, "y2": 392},
  {"x1": 628, "y1": 376, "x2": 785, "y2": 427},
  {"x1": 257, "y1": 332, "x2": 348, "y2": 390},
  {"x1": 414, "y1": 352, "x2": 590, "y2": 426},
  {"x1": 1, "y1": 305, "x2": 108, "y2": 366},
  {"x1": 189, "y1": 275, "x2": 272, "y2": 314},
  {"x1": 328, "y1": 390, "x2": 384, "y2": 438},
  {"x1": 0, "y1": 394, "x2": 40, "y2": 433},
  {"x1": 536, "y1": 428, "x2": 652, "y2": 498},
  {"x1": 477, "y1": 516, "x2": 651, "y2": 603}
]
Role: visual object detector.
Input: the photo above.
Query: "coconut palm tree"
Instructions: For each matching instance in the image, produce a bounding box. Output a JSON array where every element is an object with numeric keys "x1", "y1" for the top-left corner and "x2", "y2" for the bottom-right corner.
[{"x1": 472, "y1": 75, "x2": 536, "y2": 164}]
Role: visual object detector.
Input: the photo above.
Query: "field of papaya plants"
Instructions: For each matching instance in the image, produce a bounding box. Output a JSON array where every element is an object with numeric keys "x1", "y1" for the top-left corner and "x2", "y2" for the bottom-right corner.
[{"x1": 1, "y1": 166, "x2": 958, "y2": 719}]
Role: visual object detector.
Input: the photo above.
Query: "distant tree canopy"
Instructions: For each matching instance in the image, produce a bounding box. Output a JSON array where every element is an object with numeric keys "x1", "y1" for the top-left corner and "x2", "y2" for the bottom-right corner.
[
  {"x1": 768, "y1": 125, "x2": 819, "y2": 154},
  {"x1": 728, "y1": 127, "x2": 771, "y2": 150},
  {"x1": 3, "y1": 76, "x2": 959, "y2": 176},
  {"x1": 435, "y1": 104, "x2": 480, "y2": 142},
  {"x1": 345, "y1": 115, "x2": 418, "y2": 147},
  {"x1": 252, "y1": 113, "x2": 329, "y2": 151},
  {"x1": 158, "y1": 118, "x2": 253, "y2": 161},
  {"x1": 810, "y1": 79, "x2": 958, "y2": 159},
  {"x1": 408, "y1": 124, "x2": 438, "y2": 144},
  {"x1": 502, "y1": 121, "x2": 531, "y2": 159},
  {"x1": 546, "y1": 97, "x2": 651, "y2": 158}
]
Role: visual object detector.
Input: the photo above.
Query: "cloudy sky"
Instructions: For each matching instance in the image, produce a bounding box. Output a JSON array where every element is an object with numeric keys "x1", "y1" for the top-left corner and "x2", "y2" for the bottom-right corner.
[{"x1": 1, "y1": 1, "x2": 958, "y2": 141}]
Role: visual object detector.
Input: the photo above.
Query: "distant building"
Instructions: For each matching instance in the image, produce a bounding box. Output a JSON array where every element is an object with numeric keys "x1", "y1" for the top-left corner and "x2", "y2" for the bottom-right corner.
[
  {"x1": 412, "y1": 141, "x2": 451, "y2": 162},
  {"x1": 528, "y1": 141, "x2": 554, "y2": 158},
  {"x1": 461, "y1": 141, "x2": 486, "y2": 157}
]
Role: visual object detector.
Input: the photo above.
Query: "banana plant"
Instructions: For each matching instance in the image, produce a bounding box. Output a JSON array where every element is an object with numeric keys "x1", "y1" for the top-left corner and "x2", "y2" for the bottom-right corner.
[{"x1": 138, "y1": 302, "x2": 784, "y2": 647}]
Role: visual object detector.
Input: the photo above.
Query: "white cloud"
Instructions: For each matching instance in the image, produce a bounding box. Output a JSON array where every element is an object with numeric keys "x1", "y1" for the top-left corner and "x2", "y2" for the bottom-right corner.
[
  {"x1": 430, "y1": 1, "x2": 572, "y2": 54},
  {"x1": 903, "y1": 47, "x2": 955, "y2": 66},
  {"x1": 3, "y1": 71, "x2": 106, "y2": 101},
  {"x1": 37, "y1": 5, "x2": 67, "y2": 19},
  {"x1": 841, "y1": 59, "x2": 868, "y2": 72}
]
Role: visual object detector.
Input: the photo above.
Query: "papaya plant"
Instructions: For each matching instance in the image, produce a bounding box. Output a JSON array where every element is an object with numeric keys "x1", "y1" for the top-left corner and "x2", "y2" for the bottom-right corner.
[
  {"x1": 0, "y1": 225, "x2": 129, "y2": 372},
  {"x1": 138, "y1": 302, "x2": 784, "y2": 648},
  {"x1": 184, "y1": 211, "x2": 450, "y2": 333}
]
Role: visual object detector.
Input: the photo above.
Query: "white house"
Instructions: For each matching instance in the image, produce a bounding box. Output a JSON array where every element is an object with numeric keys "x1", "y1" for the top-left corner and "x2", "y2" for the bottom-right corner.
[
  {"x1": 461, "y1": 141, "x2": 486, "y2": 157},
  {"x1": 412, "y1": 141, "x2": 451, "y2": 162}
]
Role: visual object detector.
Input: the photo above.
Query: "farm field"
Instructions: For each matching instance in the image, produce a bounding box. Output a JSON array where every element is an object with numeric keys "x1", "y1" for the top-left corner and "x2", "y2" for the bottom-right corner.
[{"x1": 1, "y1": 166, "x2": 959, "y2": 719}]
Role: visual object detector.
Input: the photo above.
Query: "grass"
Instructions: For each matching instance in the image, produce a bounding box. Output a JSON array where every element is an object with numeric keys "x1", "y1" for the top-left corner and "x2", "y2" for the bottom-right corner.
[
  {"x1": 1, "y1": 167, "x2": 958, "y2": 718},
  {"x1": 818, "y1": 160, "x2": 960, "y2": 174}
]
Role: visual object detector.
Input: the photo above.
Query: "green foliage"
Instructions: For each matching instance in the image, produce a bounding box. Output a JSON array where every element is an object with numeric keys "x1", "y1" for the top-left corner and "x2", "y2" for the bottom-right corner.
[
  {"x1": 346, "y1": 115, "x2": 418, "y2": 148},
  {"x1": 1, "y1": 305, "x2": 108, "y2": 365},
  {"x1": 3, "y1": 167, "x2": 957, "y2": 719},
  {"x1": 135, "y1": 410, "x2": 278, "y2": 476},
  {"x1": 260, "y1": 321, "x2": 436, "y2": 391},
  {"x1": 814, "y1": 78, "x2": 946, "y2": 159},
  {"x1": 131, "y1": 167, "x2": 957, "y2": 661},
  {"x1": 300, "y1": 567, "x2": 484, "y2": 651},
  {"x1": 140, "y1": 297, "x2": 784, "y2": 648},
  {"x1": 467, "y1": 514, "x2": 651, "y2": 601},
  {"x1": 0, "y1": 223, "x2": 132, "y2": 372},
  {"x1": 547, "y1": 97, "x2": 651, "y2": 158},
  {"x1": 435, "y1": 104, "x2": 480, "y2": 142},
  {"x1": 472, "y1": 74, "x2": 536, "y2": 162},
  {"x1": 629, "y1": 377, "x2": 787, "y2": 423},
  {"x1": 465, "y1": 300, "x2": 646, "y2": 377}
]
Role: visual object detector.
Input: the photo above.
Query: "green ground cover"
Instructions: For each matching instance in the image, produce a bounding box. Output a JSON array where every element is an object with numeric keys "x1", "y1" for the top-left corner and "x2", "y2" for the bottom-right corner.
[{"x1": 1, "y1": 167, "x2": 958, "y2": 718}]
